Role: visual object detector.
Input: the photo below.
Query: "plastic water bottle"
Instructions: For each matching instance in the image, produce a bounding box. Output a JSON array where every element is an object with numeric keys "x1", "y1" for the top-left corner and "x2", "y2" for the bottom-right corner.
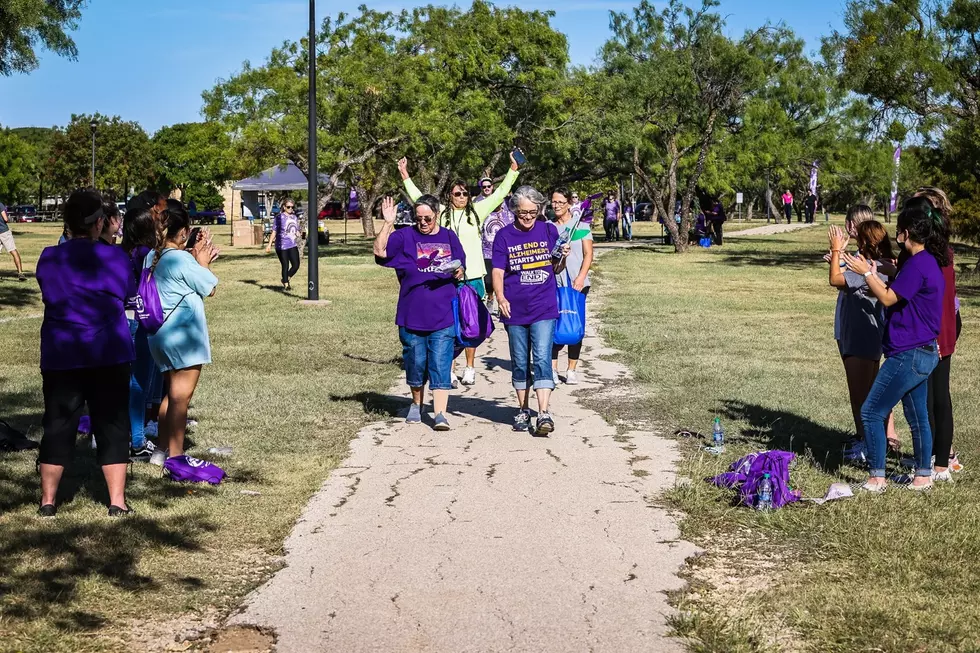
[
  {"x1": 551, "y1": 228, "x2": 572, "y2": 258},
  {"x1": 712, "y1": 417, "x2": 725, "y2": 451},
  {"x1": 756, "y1": 473, "x2": 774, "y2": 512}
]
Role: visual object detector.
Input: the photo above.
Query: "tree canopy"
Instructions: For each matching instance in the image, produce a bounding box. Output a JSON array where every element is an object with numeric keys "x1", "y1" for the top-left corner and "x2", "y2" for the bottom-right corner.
[{"x1": 0, "y1": 0, "x2": 86, "y2": 76}]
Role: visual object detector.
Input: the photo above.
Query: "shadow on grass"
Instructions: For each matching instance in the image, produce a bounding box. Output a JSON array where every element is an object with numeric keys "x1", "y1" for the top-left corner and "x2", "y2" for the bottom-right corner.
[
  {"x1": 239, "y1": 278, "x2": 284, "y2": 293},
  {"x1": 0, "y1": 278, "x2": 39, "y2": 308},
  {"x1": 343, "y1": 352, "x2": 403, "y2": 367},
  {"x1": 711, "y1": 248, "x2": 827, "y2": 270},
  {"x1": 718, "y1": 399, "x2": 852, "y2": 475}
]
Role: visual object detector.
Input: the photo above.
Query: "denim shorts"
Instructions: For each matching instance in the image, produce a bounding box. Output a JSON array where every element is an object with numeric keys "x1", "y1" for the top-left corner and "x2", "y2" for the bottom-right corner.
[{"x1": 399, "y1": 325, "x2": 456, "y2": 391}]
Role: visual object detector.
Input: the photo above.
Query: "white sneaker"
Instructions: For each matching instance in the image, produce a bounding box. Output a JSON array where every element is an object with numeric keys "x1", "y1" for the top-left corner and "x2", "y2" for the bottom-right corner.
[
  {"x1": 149, "y1": 449, "x2": 168, "y2": 467},
  {"x1": 90, "y1": 434, "x2": 97, "y2": 450},
  {"x1": 565, "y1": 369, "x2": 579, "y2": 385},
  {"x1": 552, "y1": 369, "x2": 561, "y2": 386},
  {"x1": 451, "y1": 372, "x2": 460, "y2": 389},
  {"x1": 461, "y1": 367, "x2": 476, "y2": 386},
  {"x1": 144, "y1": 421, "x2": 159, "y2": 438},
  {"x1": 932, "y1": 469, "x2": 953, "y2": 483}
]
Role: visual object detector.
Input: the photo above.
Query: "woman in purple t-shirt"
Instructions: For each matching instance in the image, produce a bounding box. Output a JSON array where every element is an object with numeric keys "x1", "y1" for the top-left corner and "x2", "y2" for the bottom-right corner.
[
  {"x1": 375, "y1": 195, "x2": 465, "y2": 431},
  {"x1": 36, "y1": 189, "x2": 137, "y2": 517},
  {"x1": 492, "y1": 186, "x2": 570, "y2": 436},
  {"x1": 265, "y1": 199, "x2": 303, "y2": 291},
  {"x1": 844, "y1": 197, "x2": 949, "y2": 491}
]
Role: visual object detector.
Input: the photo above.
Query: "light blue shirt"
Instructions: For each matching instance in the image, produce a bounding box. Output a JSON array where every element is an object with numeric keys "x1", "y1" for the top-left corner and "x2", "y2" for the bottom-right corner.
[{"x1": 144, "y1": 248, "x2": 218, "y2": 371}]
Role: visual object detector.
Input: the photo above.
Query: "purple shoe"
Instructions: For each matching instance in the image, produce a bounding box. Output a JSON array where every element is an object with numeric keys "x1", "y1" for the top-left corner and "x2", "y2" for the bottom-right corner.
[{"x1": 163, "y1": 455, "x2": 226, "y2": 485}]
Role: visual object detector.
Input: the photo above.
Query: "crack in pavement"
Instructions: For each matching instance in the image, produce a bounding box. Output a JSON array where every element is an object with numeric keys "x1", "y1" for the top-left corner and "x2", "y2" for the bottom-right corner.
[{"x1": 384, "y1": 467, "x2": 427, "y2": 507}]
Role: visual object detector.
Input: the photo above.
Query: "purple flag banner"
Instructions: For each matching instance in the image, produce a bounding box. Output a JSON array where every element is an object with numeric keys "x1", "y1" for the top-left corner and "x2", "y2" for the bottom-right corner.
[
  {"x1": 809, "y1": 161, "x2": 819, "y2": 195},
  {"x1": 890, "y1": 146, "x2": 902, "y2": 213}
]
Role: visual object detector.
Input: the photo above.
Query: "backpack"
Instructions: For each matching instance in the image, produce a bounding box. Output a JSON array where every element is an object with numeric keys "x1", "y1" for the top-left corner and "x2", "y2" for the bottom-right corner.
[
  {"x1": 709, "y1": 450, "x2": 801, "y2": 509},
  {"x1": 453, "y1": 288, "x2": 494, "y2": 350},
  {"x1": 456, "y1": 284, "x2": 482, "y2": 339},
  {"x1": 0, "y1": 419, "x2": 39, "y2": 452},
  {"x1": 135, "y1": 250, "x2": 188, "y2": 335},
  {"x1": 164, "y1": 455, "x2": 226, "y2": 484}
]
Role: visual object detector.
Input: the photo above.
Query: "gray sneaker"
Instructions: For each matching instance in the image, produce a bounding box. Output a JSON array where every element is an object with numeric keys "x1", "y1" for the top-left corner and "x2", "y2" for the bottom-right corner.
[
  {"x1": 433, "y1": 413, "x2": 451, "y2": 431},
  {"x1": 513, "y1": 410, "x2": 531, "y2": 432},
  {"x1": 536, "y1": 412, "x2": 555, "y2": 435},
  {"x1": 149, "y1": 448, "x2": 168, "y2": 467},
  {"x1": 406, "y1": 403, "x2": 422, "y2": 424}
]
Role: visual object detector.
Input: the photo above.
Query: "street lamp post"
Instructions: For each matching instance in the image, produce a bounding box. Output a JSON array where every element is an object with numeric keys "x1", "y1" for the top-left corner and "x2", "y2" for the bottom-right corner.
[
  {"x1": 90, "y1": 120, "x2": 97, "y2": 188},
  {"x1": 306, "y1": 0, "x2": 319, "y2": 301}
]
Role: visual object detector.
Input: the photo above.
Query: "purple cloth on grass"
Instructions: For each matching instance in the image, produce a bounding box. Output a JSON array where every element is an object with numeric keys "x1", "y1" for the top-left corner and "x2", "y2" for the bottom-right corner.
[{"x1": 709, "y1": 450, "x2": 801, "y2": 509}]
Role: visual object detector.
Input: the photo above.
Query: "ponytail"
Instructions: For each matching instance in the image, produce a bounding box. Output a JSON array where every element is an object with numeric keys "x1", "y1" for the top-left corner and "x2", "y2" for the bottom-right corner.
[{"x1": 897, "y1": 197, "x2": 951, "y2": 267}]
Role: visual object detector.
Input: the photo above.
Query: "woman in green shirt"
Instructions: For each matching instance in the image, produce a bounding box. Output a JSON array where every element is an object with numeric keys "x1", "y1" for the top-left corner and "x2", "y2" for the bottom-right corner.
[{"x1": 398, "y1": 154, "x2": 520, "y2": 386}]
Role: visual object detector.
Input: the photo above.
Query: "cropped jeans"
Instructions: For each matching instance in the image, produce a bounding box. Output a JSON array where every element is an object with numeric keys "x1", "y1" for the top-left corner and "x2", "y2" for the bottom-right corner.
[
  {"x1": 128, "y1": 319, "x2": 163, "y2": 448},
  {"x1": 399, "y1": 325, "x2": 455, "y2": 391},
  {"x1": 860, "y1": 343, "x2": 939, "y2": 478},
  {"x1": 505, "y1": 320, "x2": 556, "y2": 391}
]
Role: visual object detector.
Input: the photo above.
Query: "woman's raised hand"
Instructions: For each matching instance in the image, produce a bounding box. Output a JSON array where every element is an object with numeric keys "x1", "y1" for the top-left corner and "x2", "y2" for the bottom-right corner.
[
  {"x1": 397, "y1": 158, "x2": 410, "y2": 180},
  {"x1": 828, "y1": 225, "x2": 848, "y2": 253},
  {"x1": 842, "y1": 252, "x2": 871, "y2": 276},
  {"x1": 381, "y1": 196, "x2": 397, "y2": 223}
]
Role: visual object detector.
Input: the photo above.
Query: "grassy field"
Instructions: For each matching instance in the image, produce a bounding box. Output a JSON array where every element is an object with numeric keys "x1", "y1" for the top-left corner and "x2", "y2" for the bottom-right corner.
[
  {"x1": 0, "y1": 223, "x2": 405, "y2": 652},
  {"x1": 592, "y1": 223, "x2": 980, "y2": 652}
]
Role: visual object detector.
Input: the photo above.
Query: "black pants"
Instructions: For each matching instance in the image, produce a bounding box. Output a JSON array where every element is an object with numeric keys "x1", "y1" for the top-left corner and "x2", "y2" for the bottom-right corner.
[
  {"x1": 484, "y1": 258, "x2": 494, "y2": 298},
  {"x1": 277, "y1": 246, "x2": 300, "y2": 284},
  {"x1": 552, "y1": 287, "x2": 591, "y2": 362},
  {"x1": 804, "y1": 207, "x2": 815, "y2": 223},
  {"x1": 604, "y1": 220, "x2": 619, "y2": 242},
  {"x1": 40, "y1": 364, "x2": 131, "y2": 467},
  {"x1": 928, "y1": 355, "x2": 954, "y2": 467},
  {"x1": 783, "y1": 204, "x2": 793, "y2": 223},
  {"x1": 710, "y1": 220, "x2": 723, "y2": 246}
]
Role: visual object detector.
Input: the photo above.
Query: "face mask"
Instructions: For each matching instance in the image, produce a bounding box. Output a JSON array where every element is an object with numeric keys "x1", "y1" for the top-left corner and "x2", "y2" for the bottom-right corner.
[{"x1": 896, "y1": 235, "x2": 907, "y2": 252}]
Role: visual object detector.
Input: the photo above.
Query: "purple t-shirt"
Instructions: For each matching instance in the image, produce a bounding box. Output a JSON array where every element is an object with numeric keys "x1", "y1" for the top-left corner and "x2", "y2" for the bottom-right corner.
[
  {"x1": 36, "y1": 238, "x2": 137, "y2": 371},
  {"x1": 377, "y1": 226, "x2": 465, "y2": 332},
  {"x1": 883, "y1": 250, "x2": 945, "y2": 357},
  {"x1": 480, "y1": 203, "x2": 515, "y2": 259},
  {"x1": 604, "y1": 200, "x2": 620, "y2": 222},
  {"x1": 274, "y1": 213, "x2": 300, "y2": 250},
  {"x1": 492, "y1": 221, "x2": 560, "y2": 326}
]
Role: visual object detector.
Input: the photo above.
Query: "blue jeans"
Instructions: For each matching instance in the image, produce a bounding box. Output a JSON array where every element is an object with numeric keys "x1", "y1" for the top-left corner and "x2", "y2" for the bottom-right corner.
[
  {"x1": 399, "y1": 325, "x2": 455, "y2": 391},
  {"x1": 622, "y1": 219, "x2": 633, "y2": 240},
  {"x1": 505, "y1": 320, "x2": 556, "y2": 391},
  {"x1": 128, "y1": 319, "x2": 163, "y2": 447},
  {"x1": 861, "y1": 343, "x2": 939, "y2": 477}
]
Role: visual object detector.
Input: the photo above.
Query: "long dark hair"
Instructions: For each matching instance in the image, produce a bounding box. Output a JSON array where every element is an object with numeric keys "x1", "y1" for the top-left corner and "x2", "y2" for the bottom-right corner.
[
  {"x1": 122, "y1": 207, "x2": 158, "y2": 253},
  {"x1": 897, "y1": 196, "x2": 951, "y2": 267},
  {"x1": 442, "y1": 179, "x2": 480, "y2": 227},
  {"x1": 150, "y1": 201, "x2": 192, "y2": 274},
  {"x1": 856, "y1": 220, "x2": 895, "y2": 261}
]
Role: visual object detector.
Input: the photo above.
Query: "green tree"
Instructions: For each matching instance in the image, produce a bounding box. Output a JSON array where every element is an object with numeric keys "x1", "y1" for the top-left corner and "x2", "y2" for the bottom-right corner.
[
  {"x1": 11, "y1": 126, "x2": 57, "y2": 206},
  {"x1": 49, "y1": 114, "x2": 154, "y2": 200},
  {"x1": 596, "y1": 0, "x2": 781, "y2": 251},
  {"x1": 0, "y1": 129, "x2": 34, "y2": 203},
  {"x1": 0, "y1": 0, "x2": 86, "y2": 75},
  {"x1": 152, "y1": 122, "x2": 233, "y2": 208}
]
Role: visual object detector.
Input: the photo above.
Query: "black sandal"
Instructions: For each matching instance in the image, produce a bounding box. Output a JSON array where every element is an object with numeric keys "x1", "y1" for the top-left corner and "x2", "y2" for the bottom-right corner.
[
  {"x1": 38, "y1": 504, "x2": 57, "y2": 517},
  {"x1": 108, "y1": 505, "x2": 134, "y2": 517}
]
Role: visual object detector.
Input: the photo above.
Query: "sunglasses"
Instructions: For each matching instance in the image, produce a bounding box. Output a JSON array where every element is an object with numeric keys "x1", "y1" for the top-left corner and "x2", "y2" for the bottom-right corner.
[
  {"x1": 452, "y1": 190, "x2": 469, "y2": 198},
  {"x1": 416, "y1": 215, "x2": 435, "y2": 224},
  {"x1": 285, "y1": 205, "x2": 294, "y2": 210},
  {"x1": 481, "y1": 185, "x2": 492, "y2": 190}
]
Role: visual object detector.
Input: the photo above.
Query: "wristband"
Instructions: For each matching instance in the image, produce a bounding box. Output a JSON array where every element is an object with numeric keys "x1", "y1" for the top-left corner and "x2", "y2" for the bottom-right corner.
[{"x1": 863, "y1": 271, "x2": 873, "y2": 278}]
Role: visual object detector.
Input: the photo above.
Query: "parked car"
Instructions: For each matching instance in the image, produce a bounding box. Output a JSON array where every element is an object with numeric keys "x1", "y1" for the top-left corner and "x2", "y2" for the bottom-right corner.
[
  {"x1": 317, "y1": 201, "x2": 344, "y2": 219},
  {"x1": 194, "y1": 209, "x2": 226, "y2": 225},
  {"x1": 11, "y1": 205, "x2": 38, "y2": 222}
]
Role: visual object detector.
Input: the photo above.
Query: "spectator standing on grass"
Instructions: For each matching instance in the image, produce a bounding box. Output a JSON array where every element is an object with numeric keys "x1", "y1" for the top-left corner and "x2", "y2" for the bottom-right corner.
[
  {"x1": 399, "y1": 154, "x2": 520, "y2": 388},
  {"x1": 476, "y1": 176, "x2": 514, "y2": 315},
  {"x1": 910, "y1": 187, "x2": 961, "y2": 481},
  {"x1": 549, "y1": 187, "x2": 593, "y2": 386},
  {"x1": 781, "y1": 190, "x2": 794, "y2": 224},
  {"x1": 603, "y1": 191, "x2": 621, "y2": 242},
  {"x1": 35, "y1": 189, "x2": 135, "y2": 517},
  {"x1": 622, "y1": 202, "x2": 635, "y2": 241},
  {"x1": 0, "y1": 200, "x2": 27, "y2": 281},
  {"x1": 493, "y1": 186, "x2": 570, "y2": 436},
  {"x1": 705, "y1": 200, "x2": 726, "y2": 246},
  {"x1": 374, "y1": 195, "x2": 465, "y2": 431},
  {"x1": 122, "y1": 207, "x2": 164, "y2": 462},
  {"x1": 804, "y1": 192, "x2": 818, "y2": 224},
  {"x1": 144, "y1": 203, "x2": 224, "y2": 483},
  {"x1": 844, "y1": 197, "x2": 948, "y2": 491},
  {"x1": 266, "y1": 198, "x2": 303, "y2": 291}
]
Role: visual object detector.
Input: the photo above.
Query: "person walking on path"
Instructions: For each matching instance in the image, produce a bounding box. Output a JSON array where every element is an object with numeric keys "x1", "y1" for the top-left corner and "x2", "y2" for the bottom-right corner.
[
  {"x1": 493, "y1": 186, "x2": 569, "y2": 436},
  {"x1": 374, "y1": 195, "x2": 465, "y2": 431},
  {"x1": 399, "y1": 154, "x2": 520, "y2": 387},
  {"x1": 844, "y1": 197, "x2": 949, "y2": 491},
  {"x1": 804, "y1": 192, "x2": 818, "y2": 224},
  {"x1": 475, "y1": 176, "x2": 514, "y2": 315},
  {"x1": 0, "y1": 201, "x2": 27, "y2": 281},
  {"x1": 910, "y1": 187, "x2": 961, "y2": 481},
  {"x1": 145, "y1": 203, "x2": 222, "y2": 476},
  {"x1": 35, "y1": 189, "x2": 135, "y2": 517},
  {"x1": 550, "y1": 187, "x2": 593, "y2": 386},
  {"x1": 781, "y1": 190, "x2": 794, "y2": 224},
  {"x1": 603, "y1": 191, "x2": 621, "y2": 242},
  {"x1": 266, "y1": 198, "x2": 303, "y2": 291}
]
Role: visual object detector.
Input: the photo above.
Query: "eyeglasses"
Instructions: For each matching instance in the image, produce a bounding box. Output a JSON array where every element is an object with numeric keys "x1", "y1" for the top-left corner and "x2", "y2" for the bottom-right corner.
[
  {"x1": 452, "y1": 190, "x2": 469, "y2": 198},
  {"x1": 552, "y1": 200, "x2": 569, "y2": 206},
  {"x1": 416, "y1": 215, "x2": 435, "y2": 224},
  {"x1": 515, "y1": 209, "x2": 538, "y2": 218}
]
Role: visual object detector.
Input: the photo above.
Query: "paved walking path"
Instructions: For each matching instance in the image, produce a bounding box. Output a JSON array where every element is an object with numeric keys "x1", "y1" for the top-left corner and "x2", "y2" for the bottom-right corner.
[
  {"x1": 230, "y1": 287, "x2": 699, "y2": 652},
  {"x1": 730, "y1": 222, "x2": 817, "y2": 237}
]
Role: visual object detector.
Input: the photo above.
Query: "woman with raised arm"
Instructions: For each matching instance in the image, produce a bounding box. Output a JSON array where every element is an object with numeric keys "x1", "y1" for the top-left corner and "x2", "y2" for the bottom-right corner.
[
  {"x1": 375, "y1": 195, "x2": 466, "y2": 431},
  {"x1": 399, "y1": 153, "x2": 519, "y2": 387}
]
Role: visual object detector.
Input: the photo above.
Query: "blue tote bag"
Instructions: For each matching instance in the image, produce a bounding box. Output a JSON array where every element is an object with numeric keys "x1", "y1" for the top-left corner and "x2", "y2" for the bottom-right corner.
[{"x1": 554, "y1": 270, "x2": 586, "y2": 346}]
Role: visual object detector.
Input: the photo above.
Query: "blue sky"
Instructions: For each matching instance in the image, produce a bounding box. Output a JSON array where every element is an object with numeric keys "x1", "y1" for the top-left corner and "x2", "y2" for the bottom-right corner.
[{"x1": 0, "y1": 0, "x2": 846, "y2": 134}]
